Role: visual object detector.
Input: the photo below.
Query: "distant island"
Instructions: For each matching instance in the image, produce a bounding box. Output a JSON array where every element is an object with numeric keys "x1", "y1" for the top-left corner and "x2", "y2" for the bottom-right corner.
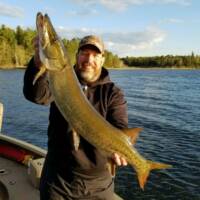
[{"x1": 0, "y1": 25, "x2": 199, "y2": 69}]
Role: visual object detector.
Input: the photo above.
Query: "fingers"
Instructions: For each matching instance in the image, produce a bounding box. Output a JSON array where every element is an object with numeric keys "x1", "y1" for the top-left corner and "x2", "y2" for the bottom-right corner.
[
  {"x1": 112, "y1": 153, "x2": 128, "y2": 166},
  {"x1": 33, "y1": 35, "x2": 42, "y2": 68},
  {"x1": 34, "y1": 53, "x2": 42, "y2": 68},
  {"x1": 32, "y1": 35, "x2": 39, "y2": 49},
  {"x1": 120, "y1": 157, "x2": 128, "y2": 166}
]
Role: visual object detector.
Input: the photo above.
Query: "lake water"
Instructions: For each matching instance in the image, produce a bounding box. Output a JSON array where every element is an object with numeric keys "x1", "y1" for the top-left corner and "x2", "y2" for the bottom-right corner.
[{"x1": 0, "y1": 69, "x2": 199, "y2": 200}]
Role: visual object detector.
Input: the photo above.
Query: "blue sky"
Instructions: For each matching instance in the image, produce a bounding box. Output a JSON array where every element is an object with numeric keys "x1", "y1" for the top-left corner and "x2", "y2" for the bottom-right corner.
[{"x1": 0, "y1": 0, "x2": 199, "y2": 57}]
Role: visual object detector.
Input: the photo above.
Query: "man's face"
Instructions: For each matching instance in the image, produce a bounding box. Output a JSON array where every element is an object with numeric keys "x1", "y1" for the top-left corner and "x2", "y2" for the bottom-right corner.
[{"x1": 76, "y1": 47, "x2": 105, "y2": 84}]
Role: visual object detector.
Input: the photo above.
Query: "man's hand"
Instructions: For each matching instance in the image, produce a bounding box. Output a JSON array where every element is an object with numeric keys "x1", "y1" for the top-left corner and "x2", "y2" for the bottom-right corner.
[
  {"x1": 33, "y1": 35, "x2": 42, "y2": 68},
  {"x1": 112, "y1": 153, "x2": 128, "y2": 166}
]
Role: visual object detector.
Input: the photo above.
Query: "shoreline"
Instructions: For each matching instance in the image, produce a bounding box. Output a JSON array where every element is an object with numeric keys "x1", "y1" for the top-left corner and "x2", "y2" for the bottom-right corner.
[
  {"x1": 0, "y1": 66, "x2": 199, "y2": 70},
  {"x1": 0, "y1": 66, "x2": 26, "y2": 70},
  {"x1": 107, "y1": 66, "x2": 200, "y2": 70}
]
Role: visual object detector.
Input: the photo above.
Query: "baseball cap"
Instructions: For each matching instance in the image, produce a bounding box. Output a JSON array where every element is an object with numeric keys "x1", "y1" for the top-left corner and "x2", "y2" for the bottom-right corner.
[{"x1": 78, "y1": 35, "x2": 104, "y2": 54}]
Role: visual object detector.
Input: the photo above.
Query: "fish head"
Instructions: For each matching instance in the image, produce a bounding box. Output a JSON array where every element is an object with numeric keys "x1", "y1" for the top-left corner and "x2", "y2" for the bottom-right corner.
[
  {"x1": 36, "y1": 13, "x2": 50, "y2": 56},
  {"x1": 36, "y1": 12, "x2": 70, "y2": 71}
]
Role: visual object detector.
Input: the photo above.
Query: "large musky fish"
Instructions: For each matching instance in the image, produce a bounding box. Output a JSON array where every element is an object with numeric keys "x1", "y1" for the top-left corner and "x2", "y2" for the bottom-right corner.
[{"x1": 35, "y1": 12, "x2": 172, "y2": 190}]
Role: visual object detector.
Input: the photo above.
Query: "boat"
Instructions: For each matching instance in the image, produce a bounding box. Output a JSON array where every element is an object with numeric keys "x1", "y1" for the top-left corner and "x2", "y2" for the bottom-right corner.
[
  {"x1": 0, "y1": 133, "x2": 46, "y2": 200},
  {"x1": 0, "y1": 103, "x2": 123, "y2": 200}
]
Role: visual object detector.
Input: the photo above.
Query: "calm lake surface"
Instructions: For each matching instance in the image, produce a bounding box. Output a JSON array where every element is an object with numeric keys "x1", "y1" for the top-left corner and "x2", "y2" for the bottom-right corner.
[{"x1": 0, "y1": 69, "x2": 199, "y2": 200}]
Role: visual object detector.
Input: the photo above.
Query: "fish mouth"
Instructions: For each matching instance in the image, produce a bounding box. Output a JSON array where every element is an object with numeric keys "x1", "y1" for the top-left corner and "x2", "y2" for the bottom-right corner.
[
  {"x1": 36, "y1": 12, "x2": 47, "y2": 48},
  {"x1": 36, "y1": 12, "x2": 59, "y2": 48}
]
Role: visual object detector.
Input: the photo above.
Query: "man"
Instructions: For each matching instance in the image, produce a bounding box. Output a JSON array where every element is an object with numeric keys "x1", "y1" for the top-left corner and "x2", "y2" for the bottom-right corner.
[{"x1": 23, "y1": 35, "x2": 128, "y2": 200}]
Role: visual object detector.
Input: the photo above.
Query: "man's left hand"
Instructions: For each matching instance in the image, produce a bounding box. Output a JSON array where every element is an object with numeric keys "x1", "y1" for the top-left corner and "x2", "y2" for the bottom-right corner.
[{"x1": 112, "y1": 153, "x2": 128, "y2": 166}]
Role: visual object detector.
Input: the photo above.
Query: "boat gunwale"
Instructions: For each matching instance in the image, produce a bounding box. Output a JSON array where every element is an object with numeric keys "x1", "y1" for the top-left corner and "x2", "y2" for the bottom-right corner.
[{"x1": 0, "y1": 133, "x2": 47, "y2": 157}]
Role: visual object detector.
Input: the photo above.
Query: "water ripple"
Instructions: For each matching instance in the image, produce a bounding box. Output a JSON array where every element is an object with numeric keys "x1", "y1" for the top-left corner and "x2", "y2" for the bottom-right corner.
[{"x1": 1, "y1": 69, "x2": 200, "y2": 200}]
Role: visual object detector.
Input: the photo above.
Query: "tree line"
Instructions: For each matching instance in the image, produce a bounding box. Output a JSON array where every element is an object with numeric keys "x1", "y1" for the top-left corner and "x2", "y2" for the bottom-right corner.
[
  {"x1": 122, "y1": 53, "x2": 200, "y2": 68},
  {"x1": 0, "y1": 25, "x2": 124, "y2": 68},
  {"x1": 0, "y1": 24, "x2": 199, "y2": 69}
]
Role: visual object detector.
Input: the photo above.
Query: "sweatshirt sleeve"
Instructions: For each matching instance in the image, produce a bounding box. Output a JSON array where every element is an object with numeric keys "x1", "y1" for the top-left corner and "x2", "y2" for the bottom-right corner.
[
  {"x1": 23, "y1": 57, "x2": 53, "y2": 105},
  {"x1": 107, "y1": 85, "x2": 128, "y2": 129}
]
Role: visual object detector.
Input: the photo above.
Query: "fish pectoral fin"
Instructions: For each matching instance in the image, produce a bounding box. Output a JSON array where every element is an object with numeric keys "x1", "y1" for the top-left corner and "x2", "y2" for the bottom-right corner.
[
  {"x1": 122, "y1": 127, "x2": 143, "y2": 144},
  {"x1": 32, "y1": 65, "x2": 47, "y2": 85}
]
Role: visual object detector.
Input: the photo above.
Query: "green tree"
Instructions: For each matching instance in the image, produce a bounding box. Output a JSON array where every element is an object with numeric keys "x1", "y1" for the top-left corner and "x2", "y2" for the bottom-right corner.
[
  {"x1": 0, "y1": 25, "x2": 16, "y2": 46},
  {"x1": 16, "y1": 26, "x2": 24, "y2": 45},
  {"x1": 63, "y1": 38, "x2": 79, "y2": 65}
]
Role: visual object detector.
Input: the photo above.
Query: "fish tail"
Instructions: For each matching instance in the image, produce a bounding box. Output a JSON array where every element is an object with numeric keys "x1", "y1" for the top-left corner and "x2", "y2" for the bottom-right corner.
[{"x1": 136, "y1": 160, "x2": 172, "y2": 190}]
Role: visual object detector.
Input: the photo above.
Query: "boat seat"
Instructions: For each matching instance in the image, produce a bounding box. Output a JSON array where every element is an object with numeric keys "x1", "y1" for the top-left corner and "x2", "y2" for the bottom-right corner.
[{"x1": 28, "y1": 158, "x2": 44, "y2": 188}]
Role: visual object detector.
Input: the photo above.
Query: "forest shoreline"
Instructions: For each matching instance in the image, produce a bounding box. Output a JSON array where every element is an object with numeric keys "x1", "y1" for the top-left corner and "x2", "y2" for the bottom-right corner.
[{"x1": 1, "y1": 66, "x2": 199, "y2": 70}]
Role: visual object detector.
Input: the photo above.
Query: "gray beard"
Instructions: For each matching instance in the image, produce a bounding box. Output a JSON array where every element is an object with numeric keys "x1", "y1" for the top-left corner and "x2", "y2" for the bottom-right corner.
[{"x1": 79, "y1": 70, "x2": 101, "y2": 83}]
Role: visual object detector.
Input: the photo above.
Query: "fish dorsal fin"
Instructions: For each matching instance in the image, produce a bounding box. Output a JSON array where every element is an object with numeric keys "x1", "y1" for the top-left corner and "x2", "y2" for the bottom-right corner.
[{"x1": 122, "y1": 127, "x2": 143, "y2": 144}]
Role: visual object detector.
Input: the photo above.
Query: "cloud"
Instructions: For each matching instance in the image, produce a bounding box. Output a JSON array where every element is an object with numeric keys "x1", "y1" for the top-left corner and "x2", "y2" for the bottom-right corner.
[
  {"x1": 159, "y1": 18, "x2": 184, "y2": 24},
  {"x1": 66, "y1": 8, "x2": 98, "y2": 17},
  {"x1": 103, "y1": 27, "x2": 166, "y2": 56},
  {"x1": 0, "y1": 2, "x2": 24, "y2": 18},
  {"x1": 156, "y1": 0, "x2": 191, "y2": 6},
  {"x1": 70, "y1": 0, "x2": 191, "y2": 12},
  {"x1": 57, "y1": 26, "x2": 166, "y2": 57},
  {"x1": 165, "y1": 18, "x2": 184, "y2": 24},
  {"x1": 99, "y1": 0, "x2": 129, "y2": 12},
  {"x1": 57, "y1": 26, "x2": 97, "y2": 39}
]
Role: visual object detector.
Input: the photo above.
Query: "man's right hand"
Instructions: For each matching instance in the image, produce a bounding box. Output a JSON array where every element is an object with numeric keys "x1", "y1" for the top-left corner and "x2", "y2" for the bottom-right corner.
[
  {"x1": 31, "y1": 35, "x2": 47, "y2": 85},
  {"x1": 33, "y1": 35, "x2": 42, "y2": 68}
]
